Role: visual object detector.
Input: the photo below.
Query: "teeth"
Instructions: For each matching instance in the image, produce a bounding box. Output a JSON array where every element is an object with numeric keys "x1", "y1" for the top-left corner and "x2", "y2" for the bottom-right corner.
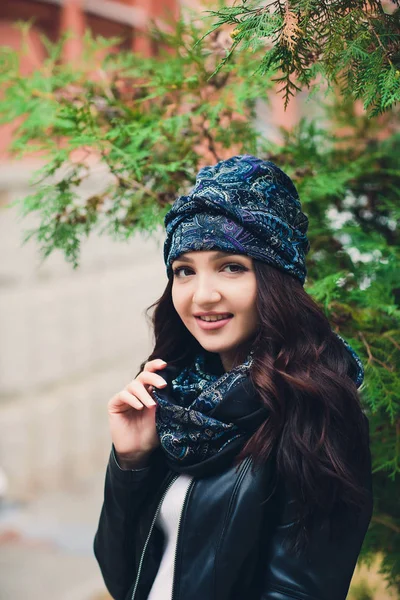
[{"x1": 199, "y1": 314, "x2": 231, "y2": 322}]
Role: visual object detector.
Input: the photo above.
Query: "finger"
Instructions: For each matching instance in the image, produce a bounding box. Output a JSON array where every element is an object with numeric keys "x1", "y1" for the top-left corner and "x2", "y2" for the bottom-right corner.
[
  {"x1": 143, "y1": 359, "x2": 167, "y2": 372},
  {"x1": 126, "y1": 380, "x2": 157, "y2": 407},
  {"x1": 109, "y1": 390, "x2": 144, "y2": 411},
  {"x1": 136, "y1": 371, "x2": 168, "y2": 388}
]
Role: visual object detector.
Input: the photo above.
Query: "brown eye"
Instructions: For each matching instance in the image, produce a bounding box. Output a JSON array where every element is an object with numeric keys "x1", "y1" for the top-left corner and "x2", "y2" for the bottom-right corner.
[
  {"x1": 223, "y1": 264, "x2": 247, "y2": 273},
  {"x1": 172, "y1": 266, "x2": 193, "y2": 278}
]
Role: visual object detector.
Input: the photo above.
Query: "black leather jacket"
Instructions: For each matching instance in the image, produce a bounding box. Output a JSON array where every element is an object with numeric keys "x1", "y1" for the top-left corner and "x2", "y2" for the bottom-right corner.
[{"x1": 94, "y1": 431, "x2": 373, "y2": 600}]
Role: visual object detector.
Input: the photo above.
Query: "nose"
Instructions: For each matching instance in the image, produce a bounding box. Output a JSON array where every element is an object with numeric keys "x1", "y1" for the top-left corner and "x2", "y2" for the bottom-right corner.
[{"x1": 192, "y1": 275, "x2": 222, "y2": 306}]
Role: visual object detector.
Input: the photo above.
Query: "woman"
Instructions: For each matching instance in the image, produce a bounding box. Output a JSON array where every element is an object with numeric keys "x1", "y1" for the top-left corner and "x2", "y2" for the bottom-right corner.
[{"x1": 94, "y1": 155, "x2": 373, "y2": 600}]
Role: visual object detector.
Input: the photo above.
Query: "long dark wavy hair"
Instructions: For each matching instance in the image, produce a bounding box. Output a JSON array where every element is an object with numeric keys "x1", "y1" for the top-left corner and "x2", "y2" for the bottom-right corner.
[{"x1": 139, "y1": 259, "x2": 371, "y2": 548}]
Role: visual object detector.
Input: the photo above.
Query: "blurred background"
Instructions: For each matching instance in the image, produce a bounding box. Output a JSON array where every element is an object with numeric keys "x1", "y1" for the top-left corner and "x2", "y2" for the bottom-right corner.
[{"x1": 0, "y1": 1, "x2": 397, "y2": 599}]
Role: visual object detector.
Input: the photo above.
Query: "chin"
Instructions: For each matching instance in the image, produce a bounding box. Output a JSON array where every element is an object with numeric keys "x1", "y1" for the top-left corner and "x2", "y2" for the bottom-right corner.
[{"x1": 198, "y1": 340, "x2": 239, "y2": 354}]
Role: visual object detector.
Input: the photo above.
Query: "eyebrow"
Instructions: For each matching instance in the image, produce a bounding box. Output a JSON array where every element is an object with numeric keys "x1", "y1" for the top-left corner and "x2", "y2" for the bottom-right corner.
[{"x1": 173, "y1": 252, "x2": 247, "y2": 264}]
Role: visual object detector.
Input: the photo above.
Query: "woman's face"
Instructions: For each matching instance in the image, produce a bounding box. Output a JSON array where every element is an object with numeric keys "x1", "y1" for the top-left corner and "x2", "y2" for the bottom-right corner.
[{"x1": 171, "y1": 250, "x2": 258, "y2": 371}]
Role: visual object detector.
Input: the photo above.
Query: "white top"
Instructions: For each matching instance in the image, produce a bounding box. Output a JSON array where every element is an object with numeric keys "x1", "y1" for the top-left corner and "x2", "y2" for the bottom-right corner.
[{"x1": 147, "y1": 474, "x2": 194, "y2": 600}]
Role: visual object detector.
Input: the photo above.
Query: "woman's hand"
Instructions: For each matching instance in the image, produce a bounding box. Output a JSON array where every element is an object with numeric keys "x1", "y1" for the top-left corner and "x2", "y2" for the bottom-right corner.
[{"x1": 108, "y1": 359, "x2": 168, "y2": 468}]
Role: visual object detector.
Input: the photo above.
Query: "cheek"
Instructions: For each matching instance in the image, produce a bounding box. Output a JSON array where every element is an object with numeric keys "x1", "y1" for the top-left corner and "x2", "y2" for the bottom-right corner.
[
  {"x1": 236, "y1": 280, "x2": 257, "y2": 307},
  {"x1": 240, "y1": 302, "x2": 258, "y2": 323},
  {"x1": 236, "y1": 285, "x2": 258, "y2": 324},
  {"x1": 171, "y1": 285, "x2": 179, "y2": 314},
  {"x1": 171, "y1": 285, "x2": 190, "y2": 317}
]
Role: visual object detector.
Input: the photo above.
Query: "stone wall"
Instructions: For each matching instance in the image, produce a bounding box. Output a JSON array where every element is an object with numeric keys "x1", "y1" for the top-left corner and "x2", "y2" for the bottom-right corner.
[{"x1": 0, "y1": 161, "x2": 167, "y2": 499}]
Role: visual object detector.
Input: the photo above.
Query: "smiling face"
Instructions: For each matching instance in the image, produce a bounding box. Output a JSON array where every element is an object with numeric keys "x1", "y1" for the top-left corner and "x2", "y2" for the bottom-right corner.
[{"x1": 171, "y1": 250, "x2": 259, "y2": 372}]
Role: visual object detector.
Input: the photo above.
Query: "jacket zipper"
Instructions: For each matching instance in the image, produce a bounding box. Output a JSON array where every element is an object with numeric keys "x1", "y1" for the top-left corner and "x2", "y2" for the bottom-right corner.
[
  {"x1": 131, "y1": 458, "x2": 250, "y2": 600},
  {"x1": 131, "y1": 472, "x2": 179, "y2": 600},
  {"x1": 212, "y1": 457, "x2": 252, "y2": 597},
  {"x1": 171, "y1": 477, "x2": 196, "y2": 600},
  {"x1": 171, "y1": 459, "x2": 252, "y2": 600},
  {"x1": 219, "y1": 457, "x2": 252, "y2": 542}
]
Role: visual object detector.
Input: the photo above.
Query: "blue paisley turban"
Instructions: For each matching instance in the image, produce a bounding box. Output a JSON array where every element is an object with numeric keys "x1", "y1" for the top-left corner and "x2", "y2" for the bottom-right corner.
[{"x1": 164, "y1": 154, "x2": 310, "y2": 284}]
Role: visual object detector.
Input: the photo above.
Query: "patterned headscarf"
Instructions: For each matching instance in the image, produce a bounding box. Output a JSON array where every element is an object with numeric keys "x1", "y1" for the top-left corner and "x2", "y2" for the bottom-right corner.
[{"x1": 164, "y1": 154, "x2": 310, "y2": 284}]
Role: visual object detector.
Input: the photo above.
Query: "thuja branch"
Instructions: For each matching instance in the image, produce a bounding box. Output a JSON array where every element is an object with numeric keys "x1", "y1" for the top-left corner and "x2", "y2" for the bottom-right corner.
[
  {"x1": 358, "y1": 332, "x2": 396, "y2": 372},
  {"x1": 372, "y1": 514, "x2": 400, "y2": 535},
  {"x1": 205, "y1": 0, "x2": 400, "y2": 115}
]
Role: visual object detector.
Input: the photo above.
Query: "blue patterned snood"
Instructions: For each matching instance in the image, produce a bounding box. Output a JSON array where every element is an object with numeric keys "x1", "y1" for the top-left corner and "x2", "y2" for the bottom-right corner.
[{"x1": 164, "y1": 154, "x2": 311, "y2": 284}]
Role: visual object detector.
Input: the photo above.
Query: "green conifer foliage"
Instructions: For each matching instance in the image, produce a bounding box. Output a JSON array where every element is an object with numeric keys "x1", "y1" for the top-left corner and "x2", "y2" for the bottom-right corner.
[
  {"x1": 205, "y1": 0, "x2": 400, "y2": 115},
  {"x1": 0, "y1": 22, "x2": 272, "y2": 267},
  {"x1": 0, "y1": 15, "x2": 399, "y2": 593}
]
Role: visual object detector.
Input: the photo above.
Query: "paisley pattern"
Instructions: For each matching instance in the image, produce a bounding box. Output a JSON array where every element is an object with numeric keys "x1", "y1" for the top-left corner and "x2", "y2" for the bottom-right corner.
[
  {"x1": 153, "y1": 339, "x2": 364, "y2": 469},
  {"x1": 153, "y1": 352, "x2": 254, "y2": 465},
  {"x1": 164, "y1": 154, "x2": 311, "y2": 284},
  {"x1": 336, "y1": 333, "x2": 364, "y2": 388}
]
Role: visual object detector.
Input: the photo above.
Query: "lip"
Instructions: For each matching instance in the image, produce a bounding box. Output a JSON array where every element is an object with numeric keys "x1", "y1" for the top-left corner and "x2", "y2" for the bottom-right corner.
[
  {"x1": 195, "y1": 315, "x2": 233, "y2": 330},
  {"x1": 193, "y1": 312, "x2": 233, "y2": 317}
]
